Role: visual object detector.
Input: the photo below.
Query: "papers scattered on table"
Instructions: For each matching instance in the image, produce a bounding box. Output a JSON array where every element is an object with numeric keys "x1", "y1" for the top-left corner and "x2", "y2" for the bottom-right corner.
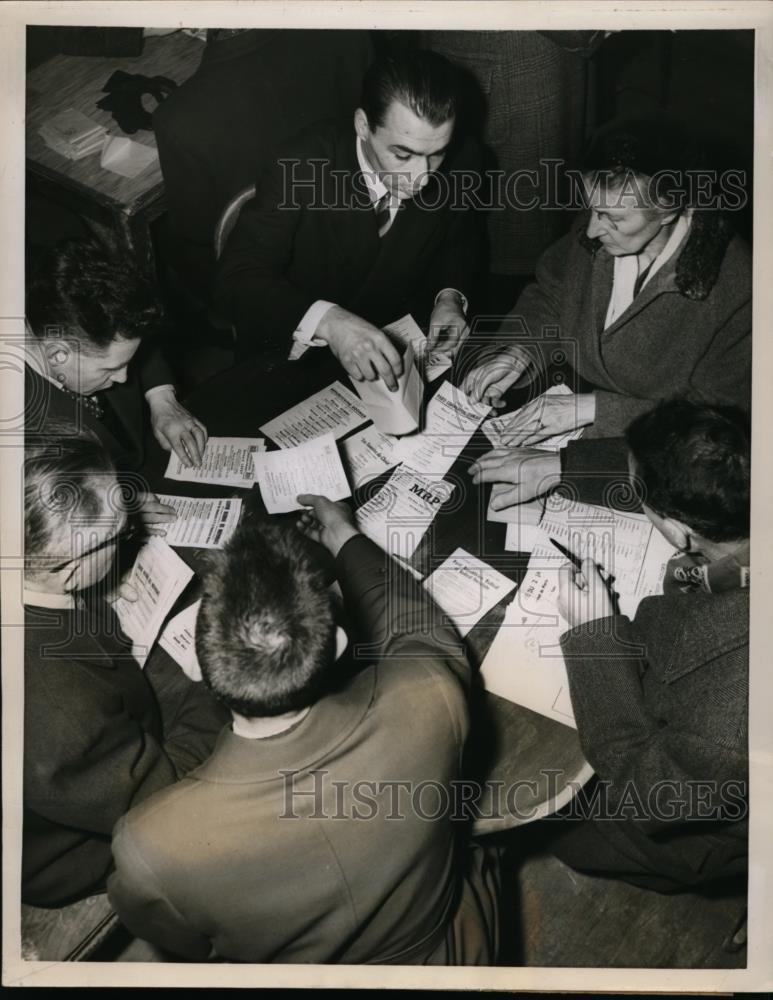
[
  {"x1": 261, "y1": 381, "x2": 368, "y2": 448},
  {"x1": 113, "y1": 537, "x2": 194, "y2": 667},
  {"x1": 355, "y1": 465, "x2": 455, "y2": 560},
  {"x1": 155, "y1": 495, "x2": 242, "y2": 549},
  {"x1": 353, "y1": 342, "x2": 423, "y2": 436},
  {"x1": 394, "y1": 381, "x2": 491, "y2": 477},
  {"x1": 164, "y1": 437, "x2": 265, "y2": 489},
  {"x1": 384, "y1": 314, "x2": 455, "y2": 382},
  {"x1": 504, "y1": 522, "x2": 551, "y2": 555},
  {"x1": 255, "y1": 432, "x2": 351, "y2": 514},
  {"x1": 39, "y1": 108, "x2": 107, "y2": 160},
  {"x1": 423, "y1": 548, "x2": 516, "y2": 637},
  {"x1": 159, "y1": 600, "x2": 203, "y2": 682},
  {"x1": 100, "y1": 135, "x2": 159, "y2": 178},
  {"x1": 481, "y1": 384, "x2": 585, "y2": 452},
  {"x1": 340, "y1": 424, "x2": 399, "y2": 489}
]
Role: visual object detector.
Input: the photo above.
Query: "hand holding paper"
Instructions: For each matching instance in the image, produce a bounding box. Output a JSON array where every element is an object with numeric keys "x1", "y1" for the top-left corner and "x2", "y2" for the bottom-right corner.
[
  {"x1": 164, "y1": 437, "x2": 265, "y2": 489},
  {"x1": 256, "y1": 433, "x2": 351, "y2": 514},
  {"x1": 353, "y1": 342, "x2": 423, "y2": 436}
]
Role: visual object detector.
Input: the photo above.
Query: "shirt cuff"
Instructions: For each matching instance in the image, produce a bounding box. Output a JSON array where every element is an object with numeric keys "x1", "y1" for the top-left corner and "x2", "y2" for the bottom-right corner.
[
  {"x1": 144, "y1": 384, "x2": 175, "y2": 401},
  {"x1": 434, "y1": 288, "x2": 469, "y2": 315},
  {"x1": 290, "y1": 299, "x2": 337, "y2": 360}
]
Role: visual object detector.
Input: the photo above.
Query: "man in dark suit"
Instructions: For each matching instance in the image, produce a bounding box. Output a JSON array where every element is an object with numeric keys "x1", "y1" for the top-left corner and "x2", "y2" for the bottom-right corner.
[
  {"x1": 25, "y1": 237, "x2": 207, "y2": 475},
  {"x1": 23, "y1": 421, "x2": 228, "y2": 906},
  {"x1": 153, "y1": 28, "x2": 374, "y2": 302},
  {"x1": 214, "y1": 47, "x2": 481, "y2": 382},
  {"x1": 108, "y1": 497, "x2": 500, "y2": 964}
]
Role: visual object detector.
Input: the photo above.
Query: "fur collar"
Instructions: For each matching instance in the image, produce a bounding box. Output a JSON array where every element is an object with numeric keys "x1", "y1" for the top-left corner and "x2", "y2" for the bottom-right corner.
[{"x1": 578, "y1": 211, "x2": 734, "y2": 300}]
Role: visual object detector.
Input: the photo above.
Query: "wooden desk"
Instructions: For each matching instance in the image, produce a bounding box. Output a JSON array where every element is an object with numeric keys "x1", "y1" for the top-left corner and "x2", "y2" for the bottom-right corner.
[
  {"x1": 26, "y1": 32, "x2": 204, "y2": 270},
  {"x1": 140, "y1": 350, "x2": 592, "y2": 836}
]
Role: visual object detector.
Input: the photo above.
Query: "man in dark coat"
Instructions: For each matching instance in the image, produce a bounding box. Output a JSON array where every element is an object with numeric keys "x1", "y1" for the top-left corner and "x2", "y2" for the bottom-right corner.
[
  {"x1": 108, "y1": 498, "x2": 500, "y2": 964},
  {"x1": 213, "y1": 47, "x2": 481, "y2": 379},
  {"x1": 22, "y1": 422, "x2": 228, "y2": 906},
  {"x1": 153, "y1": 28, "x2": 374, "y2": 301},
  {"x1": 547, "y1": 400, "x2": 749, "y2": 892}
]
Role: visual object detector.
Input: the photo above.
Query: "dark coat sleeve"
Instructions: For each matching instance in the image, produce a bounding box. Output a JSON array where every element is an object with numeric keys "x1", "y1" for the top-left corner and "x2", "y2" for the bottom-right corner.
[
  {"x1": 24, "y1": 663, "x2": 180, "y2": 836},
  {"x1": 559, "y1": 436, "x2": 635, "y2": 510},
  {"x1": 335, "y1": 534, "x2": 471, "y2": 694},
  {"x1": 560, "y1": 602, "x2": 748, "y2": 834},
  {"x1": 136, "y1": 342, "x2": 176, "y2": 394}
]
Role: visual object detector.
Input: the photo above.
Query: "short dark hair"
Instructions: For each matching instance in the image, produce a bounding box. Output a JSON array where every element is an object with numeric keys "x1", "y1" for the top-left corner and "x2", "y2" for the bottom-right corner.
[
  {"x1": 26, "y1": 236, "x2": 163, "y2": 349},
  {"x1": 625, "y1": 399, "x2": 750, "y2": 542},
  {"x1": 196, "y1": 520, "x2": 337, "y2": 717},
  {"x1": 25, "y1": 418, "x2": 117, "y2": 568},
  {"x1": 360, "y1": 47, "x2": 457, "y2": 130}
]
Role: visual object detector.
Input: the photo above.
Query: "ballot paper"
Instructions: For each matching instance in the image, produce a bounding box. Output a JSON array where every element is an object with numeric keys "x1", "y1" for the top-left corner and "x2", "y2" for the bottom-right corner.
[
  {"x1": 113, "y1": 537, "x2": 195, "y2": 667},
  {"x1": 261, "y1": 382, "x2": 369, "y2": 448},
  {"x1": 158, "y1": 600, "x2": 202, "y2": 682},
  {"x1": 340, "y1": 424, "x2": 399, "y2": 489},
  {"x1": 504, "y1": 522, "x2": 551, "y2": 555},
  {"x1": 155, "y1": 495, "x2": 242, "y2": 549},
  {"x1": 165, "y1": 437, "x2": 265, "y2": 489},
  {"x1": 353, "y1": 342, "x2": 423, "y2": 436},
  {"x1": 481, "y1": 384, "x2": 585, "y2": 452},
  {"x1": 423, "y1": 548, "x2": 516, "y2": 637},
  {"x1": 384, "y1": 314, "x2": 455, "y2": 382},
  {"x1": 255, "y1": 433, "x2": 351, "y2": 514},
  {"x1": 480, "y1": 512, "x2": 676, "y2": 726},
  {"x1": 394, "y1": 381, "x2": 491, "y2": 477},
  {"x1": 100, "y1": 135, "x2": 159, "y2": 178},
  {"x1": 539, "y1": 494, "x2": 676, "y2": 618},
  {"x1": 355, "y1": 465, "x2": 455, "y2": 560}
]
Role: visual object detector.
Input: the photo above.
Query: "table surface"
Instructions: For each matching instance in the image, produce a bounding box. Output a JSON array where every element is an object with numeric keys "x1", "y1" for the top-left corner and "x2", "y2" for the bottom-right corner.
[
  {"x1": 141, "y1": 350, "x2": 592, "y2": 834},
  {"x1": 26, "y1": 32, "x2": 204, "y2": 215}
]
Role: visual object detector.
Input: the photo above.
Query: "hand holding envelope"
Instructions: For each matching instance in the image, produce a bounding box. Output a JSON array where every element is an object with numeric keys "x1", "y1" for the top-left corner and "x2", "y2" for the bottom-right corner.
[{"x1": 352, "y1": 342, "x2": 424, "y2": 436}]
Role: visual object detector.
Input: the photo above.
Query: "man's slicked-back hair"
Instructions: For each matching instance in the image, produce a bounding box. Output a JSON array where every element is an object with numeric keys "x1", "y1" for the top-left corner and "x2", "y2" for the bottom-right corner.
[
  {"x1": 25, "y1": 418, "x2": 117, "y2": 568},
  {"x1": 625, "y1": 399, "x2": 750, "y2": 543},
  {"x1": 196, "y1": 520, "x2": 337, "y2": 718},
  {"x1": 360, "y1": 47, "x2": 457, "y2": 130},
  {"x1": 26, "y1": 235, "x2": 163, "y2": 350}
]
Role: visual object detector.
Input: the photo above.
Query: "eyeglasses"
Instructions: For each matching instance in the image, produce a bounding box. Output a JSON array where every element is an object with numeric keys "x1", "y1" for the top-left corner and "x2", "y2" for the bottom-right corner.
[{"x1": 46, "y1": 521, "x2": 139, "y2": 574}]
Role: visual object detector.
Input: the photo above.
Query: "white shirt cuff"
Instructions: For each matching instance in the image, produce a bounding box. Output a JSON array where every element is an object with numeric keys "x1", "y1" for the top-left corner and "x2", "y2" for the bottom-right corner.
[
  {"x1": 291, "y1": 299, "x2": 336, "y2": 354},
  {"x1": 434, "y1": 288, "x2": 468, "y2": 315},
  {"x1": 144, "y1": 384, "x2": 175, "y2": 401}
]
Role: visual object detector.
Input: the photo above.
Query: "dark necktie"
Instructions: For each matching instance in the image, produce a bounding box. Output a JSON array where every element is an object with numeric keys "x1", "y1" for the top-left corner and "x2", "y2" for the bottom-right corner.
[
  {"x1": 374, "y1": 192, "x2": 392, "y2": 238},
  {"x1": 57, "y1": 382, "x2": 104, "y2": 420}
]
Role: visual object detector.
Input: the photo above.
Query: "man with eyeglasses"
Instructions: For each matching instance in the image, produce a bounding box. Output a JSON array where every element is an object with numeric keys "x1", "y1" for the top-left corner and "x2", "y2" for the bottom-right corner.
[{"x1": 22, "y1": 420, "x2": 228, "y2": 908}]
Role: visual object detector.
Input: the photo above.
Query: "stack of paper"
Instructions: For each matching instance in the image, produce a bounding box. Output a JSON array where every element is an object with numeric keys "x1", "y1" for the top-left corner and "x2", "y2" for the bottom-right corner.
[
  {"x1": 39, "y1": 109, "x2": 107, "y2": 160},
  {"x1": 353, "y1": 342, "x2": 423, "y2": 436}
]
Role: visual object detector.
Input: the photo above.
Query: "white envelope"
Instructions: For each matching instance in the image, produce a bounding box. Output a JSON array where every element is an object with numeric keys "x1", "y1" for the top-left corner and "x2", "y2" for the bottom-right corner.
[{"x1": 353, "y1": 342, "x2": 424, "y2": 436}]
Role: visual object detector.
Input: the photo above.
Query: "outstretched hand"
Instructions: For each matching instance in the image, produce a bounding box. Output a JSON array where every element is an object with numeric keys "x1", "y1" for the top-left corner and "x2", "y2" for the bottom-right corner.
[{"x1": 296, "y1": 494, "x2": 360, "y2": 557}]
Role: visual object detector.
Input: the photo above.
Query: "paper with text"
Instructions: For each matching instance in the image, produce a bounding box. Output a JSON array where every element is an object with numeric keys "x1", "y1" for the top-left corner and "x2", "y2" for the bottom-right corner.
[
  {"x1": 260, "y1": 381, "x2": 368, "y2": 448},
  {"x1": 164, "y1": 437, "x2": 265, "y2": 489},
  {"x1": 113, "y1": 537, "x2": 195, "y2": 667},
  {"x1": 158, "y1": 600, "x2": 202, "y2": 682},
  {"x1": 481, "y1": 384, "x2": 585, "y2": 452},
  {"x1": 156, "y1": 495, "x2": 242, "y2": 549},
  {"x1": 256, "y1": 433, "x2": 351, "y2": 514},
  {"x1": 340, "y1": 424, "x2": 399, "y2": 489},
  {"x1": 424, "y1": 548, "x2": 517, "y2": 637},
  {"x1": 394, "y1": 381, "x2": 491, "y2": 477},
  {"x1": 355, "y1": 465, "x2": 455, "y2": 560},
  {"x1": 353, "y1": 342, "x2": 423, "y2": 435}
]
